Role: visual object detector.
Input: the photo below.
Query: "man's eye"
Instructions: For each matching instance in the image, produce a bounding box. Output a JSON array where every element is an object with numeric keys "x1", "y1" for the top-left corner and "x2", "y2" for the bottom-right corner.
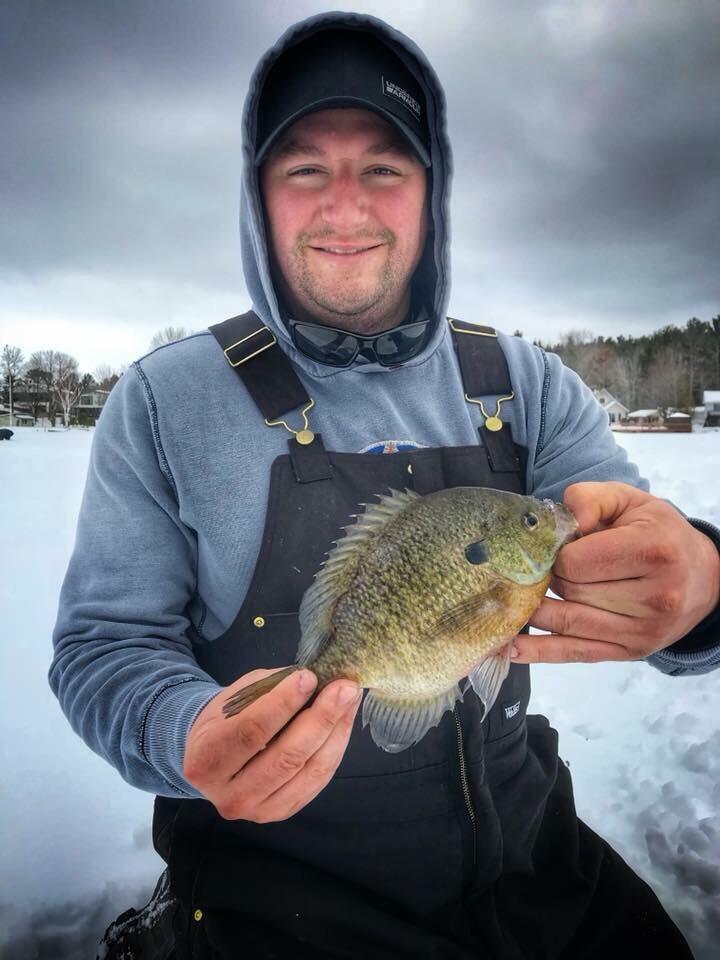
[{"x1": 367, "y1": 167, "x2": 398, "y2": 176}]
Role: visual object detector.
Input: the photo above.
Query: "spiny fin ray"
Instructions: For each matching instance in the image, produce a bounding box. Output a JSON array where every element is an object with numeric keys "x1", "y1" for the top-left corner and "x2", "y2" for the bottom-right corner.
[{"x1": 297, "y1": 488, "x2": 420, "y2": 666}]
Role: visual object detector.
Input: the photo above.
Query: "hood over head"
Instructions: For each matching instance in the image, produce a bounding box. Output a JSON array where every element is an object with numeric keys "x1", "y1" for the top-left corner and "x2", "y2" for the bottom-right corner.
[{"x1": 239, "y1": 11, "x2": 453, "y2": 378}]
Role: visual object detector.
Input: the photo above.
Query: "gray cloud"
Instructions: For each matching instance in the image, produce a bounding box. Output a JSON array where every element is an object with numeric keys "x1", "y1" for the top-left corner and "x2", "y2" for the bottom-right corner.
[{"x1": 1, "y1": 0, "x2": 719, "y2": 368}]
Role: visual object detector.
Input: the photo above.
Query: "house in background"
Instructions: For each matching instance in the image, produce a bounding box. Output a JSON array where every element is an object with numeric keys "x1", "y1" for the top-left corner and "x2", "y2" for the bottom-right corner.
[
  {"x1": 71, "y1": 389, "x2": 110, "y2": 424},
  {"x1": 703, "y1": 390, "x2": 720, "y2": 427},
  {"x1": 0, "y1": 405, "x2": 36, "y2": 427},
  {"x1": 592, "y1": 388, "x2": 629, "y2": 424},
  {"x1": 665, "y1": 412, "x2": 692, "y2": 433},
  {"x1": 625, "y1": 409, "x2": 664, "y2": 427}
]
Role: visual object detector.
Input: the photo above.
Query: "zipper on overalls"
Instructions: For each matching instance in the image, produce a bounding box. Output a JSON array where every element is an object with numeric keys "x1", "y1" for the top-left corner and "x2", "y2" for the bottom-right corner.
[{"x1": 454, "y1": 711, "x2": 477, "y2": 865}]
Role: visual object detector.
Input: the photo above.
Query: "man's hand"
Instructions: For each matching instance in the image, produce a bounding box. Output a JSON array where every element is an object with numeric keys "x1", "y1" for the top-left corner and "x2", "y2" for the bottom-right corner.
[
  {"x1": 184, "y1": 668, "x2": 361, "y2": 822},
  {"x1": 512, "y1": 482, "x2": 720, "y2": 664}
]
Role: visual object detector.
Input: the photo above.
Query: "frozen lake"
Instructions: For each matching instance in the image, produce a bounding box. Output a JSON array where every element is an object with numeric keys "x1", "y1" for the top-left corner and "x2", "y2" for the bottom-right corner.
[{"x1": 1, "y1": 425, "x2": 718, "y2": 957}]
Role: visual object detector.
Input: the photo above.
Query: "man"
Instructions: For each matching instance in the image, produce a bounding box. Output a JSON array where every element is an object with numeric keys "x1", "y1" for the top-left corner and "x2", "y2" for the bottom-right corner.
[{"x1": 51, "y1": 13, "x2": 720, "y2": 960}]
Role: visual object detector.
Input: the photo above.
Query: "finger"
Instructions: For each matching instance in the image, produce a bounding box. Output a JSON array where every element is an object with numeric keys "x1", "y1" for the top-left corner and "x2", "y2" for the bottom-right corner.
[
  {"x1": 553, "y1": 525, "x2": 678, "y2": 584},
  {"x1": 528, "y1": 595, "x2": 640, "y2": 643},
  {"x1": 551, "y1": 575, "x2": 680, "y2": 619},
  {"x1": 204, "y1": 669, "x2": 319, "y2": 785},
  {"x1": 562, "y1": 481, "x2": 652, "y2": 535},
  {"x1": 231, "y1": 680, "x2": 362, "y2": 798},
  {"x1": 255, "y1": 694, "x2": 362, "y2": 822},
  {"x1": 512, "y1": 632, "x2": 632, "y2": 664}
]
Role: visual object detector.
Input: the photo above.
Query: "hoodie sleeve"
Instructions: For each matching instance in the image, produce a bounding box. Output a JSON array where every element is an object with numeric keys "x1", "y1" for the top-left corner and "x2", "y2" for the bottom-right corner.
[
  {"x1": 49, "y1": 362, "x2": 221, "y2": 798},
  {"x1": 530, "y1": 348, "x2": 720, "y2": 676}
]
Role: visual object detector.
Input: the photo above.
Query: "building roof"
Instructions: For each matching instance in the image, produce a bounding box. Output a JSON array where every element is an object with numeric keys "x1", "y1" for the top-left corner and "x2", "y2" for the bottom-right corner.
[
  {"x1": 668, "y1": 412, "x2": 690, "y2": 418},
  {"x1": 627, "y1": 409, "x2": 661, "y2": 418}
]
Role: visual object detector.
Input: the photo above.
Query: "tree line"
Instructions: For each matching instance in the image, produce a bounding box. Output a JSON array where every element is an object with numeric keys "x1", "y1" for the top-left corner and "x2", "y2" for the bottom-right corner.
[
  {"x1": 2, "y1": 319, "x2": 718, "y2": 425},
  {"x1": 0, "y1": 327, "x2": 188, "y2": 426},
  {"x1": 529, "y1": 315, "x2": 720, "y2": 412}
]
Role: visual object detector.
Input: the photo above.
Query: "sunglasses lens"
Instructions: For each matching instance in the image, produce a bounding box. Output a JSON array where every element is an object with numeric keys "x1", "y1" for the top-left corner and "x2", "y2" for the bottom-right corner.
[
  {"x1": 292, "y1": 324, "x2": 358, "y2": 367},
  {"x1": 375, "y1": 322, "x2": 430, "y2": 366}
]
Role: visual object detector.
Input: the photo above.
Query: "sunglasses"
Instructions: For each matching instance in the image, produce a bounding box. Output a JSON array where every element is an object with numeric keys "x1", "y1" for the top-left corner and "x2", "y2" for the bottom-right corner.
[{"x1": 288, "y1": 317, "x2": 432, "y2": 368}]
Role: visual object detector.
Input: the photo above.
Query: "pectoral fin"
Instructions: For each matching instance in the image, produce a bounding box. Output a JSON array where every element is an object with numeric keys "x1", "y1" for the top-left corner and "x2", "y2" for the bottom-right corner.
[{"x1": 434, "y1": 585, "x2": 503, "y2": 637}]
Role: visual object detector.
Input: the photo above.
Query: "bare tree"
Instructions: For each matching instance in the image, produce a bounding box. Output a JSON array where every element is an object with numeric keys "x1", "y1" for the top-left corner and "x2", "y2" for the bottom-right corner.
[
  {"x1": 94, "y1": 363, "x2": 125, "y2": 391},
  {"x1": 1, "y1": 344, "x2": 25, "y2": 414},
  {"x1": 23, "y1": 364, "x2": 53, "y2": 422},
  {"x1": 612, "y1": 347, "x2": 644, "y2": 411},
  {"x1": 27, "y1": 349, "x2": 91, "y2": 426},
  {"x1": 94, "y1": 364, "x2": 114, "y2": 385},
  {"x1": 149, "y1": 326, "x2": 189, "y2": 349},
  {"x1": 553, "y1": 330, "x2": 596, "y2": 382},
  {"x1": 55, "y1": 353, "x2": 92, "y2": 427},
  {"x1": 646, "y1": 346, "x2": 691, "y2": 411},
  {"x1": 27, "y1": 350, "x2": 61, "y2": 425}
]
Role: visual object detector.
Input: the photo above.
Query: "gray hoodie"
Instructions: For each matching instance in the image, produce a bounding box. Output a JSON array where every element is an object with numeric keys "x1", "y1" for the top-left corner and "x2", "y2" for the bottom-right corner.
[{"x1": 50, "y1": 12, "x2": 720, "y2": 800}]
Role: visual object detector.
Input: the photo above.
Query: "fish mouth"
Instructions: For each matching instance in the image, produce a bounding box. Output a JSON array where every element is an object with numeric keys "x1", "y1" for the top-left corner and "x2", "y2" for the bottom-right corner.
[
  {"x1": 547, "y1": 500, "x2": 580, "y2": 545},
  {"x1": 510, "y1": 504, "x2": 580, "y2": 584}
]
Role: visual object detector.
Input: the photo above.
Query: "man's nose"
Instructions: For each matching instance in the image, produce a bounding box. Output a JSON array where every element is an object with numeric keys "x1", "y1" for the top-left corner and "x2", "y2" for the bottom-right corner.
[{"x1": 319, "y1": 170, "x2": 370, "y2": 231}]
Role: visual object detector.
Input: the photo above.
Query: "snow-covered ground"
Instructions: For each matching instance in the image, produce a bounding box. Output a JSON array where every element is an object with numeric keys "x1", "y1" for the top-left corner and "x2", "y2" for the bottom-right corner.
[{"x1": 1, "y1": 426, "x2": 718, "y2": 958}]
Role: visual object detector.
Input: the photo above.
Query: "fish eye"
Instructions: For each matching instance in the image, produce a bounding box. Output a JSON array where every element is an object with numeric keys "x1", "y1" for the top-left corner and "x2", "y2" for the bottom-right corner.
[
  {"x1": 465, "y1": 540, "x2": 489, "y2": 565},
  {"x1": 523, "y1": 512, "x2": 539, "y2": 530}
]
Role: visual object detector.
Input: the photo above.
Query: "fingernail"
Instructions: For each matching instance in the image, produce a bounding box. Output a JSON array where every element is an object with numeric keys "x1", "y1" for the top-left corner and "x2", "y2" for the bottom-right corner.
[
  {"x1": 336, "y1": 684, "x2": 361, "y2": 708},
  {"x1": 297, "y1": 670, "x2": 317, "y2": 694},
  {"x1": 510, "y1": 643, "x2": 520, "y2": 659}
]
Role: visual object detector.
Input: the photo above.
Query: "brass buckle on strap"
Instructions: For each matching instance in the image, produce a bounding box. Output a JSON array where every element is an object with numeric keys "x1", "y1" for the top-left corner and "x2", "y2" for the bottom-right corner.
[
  {"x1": 264, "y1": 398, "x2": 316, "y2": 445},
  {"x1": 448, "y1": 317, "x2": 498, "y2": 338},
  {"x1": 223, "y1": 326, "x2": 277, "y2": 367},
  {"x1": 464, "y1": 391, "x2": 515, "y2": 431}
]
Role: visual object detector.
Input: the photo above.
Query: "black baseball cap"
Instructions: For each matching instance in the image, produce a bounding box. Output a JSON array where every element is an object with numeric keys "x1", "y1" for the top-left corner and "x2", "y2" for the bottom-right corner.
[{"x1": 255, "y1": 28, "x2": 431, "y2": 167}]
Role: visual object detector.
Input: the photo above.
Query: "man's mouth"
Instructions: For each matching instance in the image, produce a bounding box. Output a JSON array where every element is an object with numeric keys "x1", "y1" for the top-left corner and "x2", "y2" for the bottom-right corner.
[{"x1": 309, "y1": 244, "x2": 383, "y2": 256}]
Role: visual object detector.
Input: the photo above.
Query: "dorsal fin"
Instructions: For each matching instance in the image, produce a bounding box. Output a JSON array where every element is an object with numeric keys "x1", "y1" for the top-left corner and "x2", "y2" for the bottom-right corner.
[{"x1": 297, "y1": 488, "x2": 420, "y2": 666}]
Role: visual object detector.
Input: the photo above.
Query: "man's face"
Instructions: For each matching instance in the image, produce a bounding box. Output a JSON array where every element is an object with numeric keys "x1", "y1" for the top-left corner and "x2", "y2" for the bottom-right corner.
[{"x1": 260, "y1": 108, "x2": 429, "y2": 334}]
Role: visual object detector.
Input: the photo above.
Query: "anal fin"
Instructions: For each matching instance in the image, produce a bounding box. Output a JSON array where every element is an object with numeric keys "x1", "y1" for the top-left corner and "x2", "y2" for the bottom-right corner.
[{"x1": 362, "y1": 685, "x2": 462, "y2": 753}]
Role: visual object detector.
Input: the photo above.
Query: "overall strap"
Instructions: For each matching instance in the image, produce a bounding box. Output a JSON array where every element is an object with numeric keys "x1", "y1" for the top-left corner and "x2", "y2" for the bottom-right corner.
[
  {"x1": 209, "y1": 311, "x2": 308, "y2": 422},
  {"x1": 448, "y1": 318, "x2": 522, "y2": 476},
  {"x1": 208, "y1": 312, "x2": 332, "y2": 482}
]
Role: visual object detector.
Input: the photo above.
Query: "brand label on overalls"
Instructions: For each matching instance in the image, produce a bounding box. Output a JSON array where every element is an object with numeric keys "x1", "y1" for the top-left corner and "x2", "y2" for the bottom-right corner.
[{"x1": 504, "y1": 700, "x2": 521, "y2": 720}]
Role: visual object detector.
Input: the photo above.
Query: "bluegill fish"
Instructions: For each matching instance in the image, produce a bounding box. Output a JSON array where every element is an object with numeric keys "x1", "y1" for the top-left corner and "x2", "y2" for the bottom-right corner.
[{"x1": 223, "y1": 487, "x2": 578, "y2": 752}]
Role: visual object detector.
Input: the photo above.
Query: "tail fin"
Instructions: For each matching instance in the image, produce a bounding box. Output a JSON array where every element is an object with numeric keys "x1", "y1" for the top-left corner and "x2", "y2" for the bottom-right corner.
[{"x1": 222, "y1": 666, "x2": 298, "y2": 719}]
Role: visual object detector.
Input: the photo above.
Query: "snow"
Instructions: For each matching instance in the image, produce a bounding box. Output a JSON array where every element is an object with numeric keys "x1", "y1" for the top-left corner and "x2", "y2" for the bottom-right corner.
[{"x1": 1, "y1": 426, "x2": 719, "y2": 958}]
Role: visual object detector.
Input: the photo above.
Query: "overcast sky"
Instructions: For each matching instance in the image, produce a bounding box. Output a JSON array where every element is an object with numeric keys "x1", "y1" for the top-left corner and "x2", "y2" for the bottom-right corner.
[{"x1": 2, "y1": 0, "x2": 719, "y2": 373}]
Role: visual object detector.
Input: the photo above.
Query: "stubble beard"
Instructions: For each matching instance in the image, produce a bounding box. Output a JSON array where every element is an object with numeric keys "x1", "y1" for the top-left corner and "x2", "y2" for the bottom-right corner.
[{"x1": 290, "y1": 228, "x2": 410, "y2": 333}]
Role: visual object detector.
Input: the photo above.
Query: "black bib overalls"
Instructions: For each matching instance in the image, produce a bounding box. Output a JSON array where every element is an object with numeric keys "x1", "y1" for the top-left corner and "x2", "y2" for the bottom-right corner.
[{"x1": 152, "y1": 316, "x2": 693, "y2": 960}]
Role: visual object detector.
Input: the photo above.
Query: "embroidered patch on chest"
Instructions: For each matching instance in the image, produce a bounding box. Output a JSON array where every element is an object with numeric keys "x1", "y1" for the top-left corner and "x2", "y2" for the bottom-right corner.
[{"x1": 358, "y1": 440, "x2": 426, "y2": 454}]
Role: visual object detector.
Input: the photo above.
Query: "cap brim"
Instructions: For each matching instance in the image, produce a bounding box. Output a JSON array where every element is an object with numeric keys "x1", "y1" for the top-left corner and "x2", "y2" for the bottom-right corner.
[{"x1": 255, "y1": 96, "x2": 431, "y2": 168}]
